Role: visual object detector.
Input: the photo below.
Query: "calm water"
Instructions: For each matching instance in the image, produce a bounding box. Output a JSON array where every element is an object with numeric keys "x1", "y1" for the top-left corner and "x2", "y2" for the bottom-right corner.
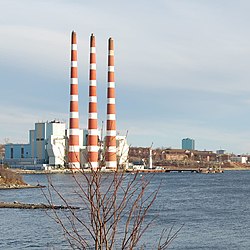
[{"x1": 1, "y1": 171, "x2": 250, "y2": 249}]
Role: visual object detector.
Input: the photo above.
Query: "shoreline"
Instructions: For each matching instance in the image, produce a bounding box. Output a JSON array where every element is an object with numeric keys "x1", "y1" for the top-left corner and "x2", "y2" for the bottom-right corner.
[
  {"x1": 10, "y1": 167, "x2": 250, "y2": 175},
  {"x1": 0, "y1": 201, "x2": 79, "y2": 209},
  {"x1": 0, "y1": 184, "x2": 45, "y2": 190}
]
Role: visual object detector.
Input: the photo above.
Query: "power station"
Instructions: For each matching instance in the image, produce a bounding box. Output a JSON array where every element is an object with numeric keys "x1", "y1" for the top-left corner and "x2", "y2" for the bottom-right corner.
[{"x1": 4, "y1": 31, "x2": 129, "y2": 170}]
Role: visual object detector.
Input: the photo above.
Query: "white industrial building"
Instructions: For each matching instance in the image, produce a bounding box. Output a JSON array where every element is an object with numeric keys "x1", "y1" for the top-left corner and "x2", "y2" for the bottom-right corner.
[
  {"x1": 5, "y1": 121, "x2": 67, "y2": 169},
  {"x1": 79, "y1": 135, "x2": 130, "y2": 169},
  {"x1": 116, "y1": 135, "x2": 129, "y2": 169},
  {"x1": 4, "y1": 120, "x2": 129, "y2": 169}
]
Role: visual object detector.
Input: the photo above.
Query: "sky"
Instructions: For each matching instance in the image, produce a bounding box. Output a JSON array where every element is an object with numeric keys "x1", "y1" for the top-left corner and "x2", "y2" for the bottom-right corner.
[{"x1": 1, "y1": 0, "x2": 250, "y2": 154}]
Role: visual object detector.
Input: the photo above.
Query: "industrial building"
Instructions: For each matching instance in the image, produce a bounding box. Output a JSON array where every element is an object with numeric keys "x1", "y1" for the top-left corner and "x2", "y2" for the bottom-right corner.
[
  {"x1": 5, "y1": 120, "x2": 67, "y2": 169},
  {"x1": 4, "y1": 120, "x2": 91, "y2": 169},
  {"x1": 4, "y1": 120, "x2": 129, "y2": 169}
]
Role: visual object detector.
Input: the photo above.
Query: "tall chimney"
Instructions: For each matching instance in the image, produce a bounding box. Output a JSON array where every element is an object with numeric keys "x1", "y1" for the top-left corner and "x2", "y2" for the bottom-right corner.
[
  {"x1": 68, "y1": 31, "x2": 80, "y2": 169},
  {"x1": 106, "y1": 38, "x2": 117, "y2": 170},
  {"x1": 87, "y1": 34, "x2": 99, "y2": 170}
]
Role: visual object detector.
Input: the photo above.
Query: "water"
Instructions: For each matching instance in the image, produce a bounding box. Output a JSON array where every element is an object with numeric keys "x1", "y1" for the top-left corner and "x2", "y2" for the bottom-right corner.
[{"x1": 1, "y1": 171, "x2": 250, "y2": 249}]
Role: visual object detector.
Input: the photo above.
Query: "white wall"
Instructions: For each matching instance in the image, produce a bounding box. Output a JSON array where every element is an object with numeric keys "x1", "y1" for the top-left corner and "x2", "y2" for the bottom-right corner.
[{"x1": 47, "y1": 122, "x2": 66, "y2": 166}]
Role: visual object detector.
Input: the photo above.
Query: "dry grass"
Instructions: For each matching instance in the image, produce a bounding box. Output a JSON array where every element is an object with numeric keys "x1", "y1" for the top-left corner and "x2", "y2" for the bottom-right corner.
[{"x1": 0, "y1": 167, "x2": 27, "y2": 186}]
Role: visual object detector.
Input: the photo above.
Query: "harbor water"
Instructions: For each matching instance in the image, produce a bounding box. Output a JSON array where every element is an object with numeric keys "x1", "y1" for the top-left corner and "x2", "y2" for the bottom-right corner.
[{"x1": 1, "y1": 171, "x2": 250, "y2": 249}]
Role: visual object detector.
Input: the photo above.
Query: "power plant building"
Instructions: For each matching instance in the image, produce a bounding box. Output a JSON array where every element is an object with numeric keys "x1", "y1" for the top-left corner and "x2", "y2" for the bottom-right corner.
[
  {"x1": 4, "y1": 31, "x2": 128, "y2": 170},
  {"x1": 116, "y1": 135, "x2": 129, "y2": 168},
  {"x1": 4, "y1": 121, "x2": 128, "y2": 169},
  {"x1": 5, "y1": 121, "x2": 67, "y2": 168}
]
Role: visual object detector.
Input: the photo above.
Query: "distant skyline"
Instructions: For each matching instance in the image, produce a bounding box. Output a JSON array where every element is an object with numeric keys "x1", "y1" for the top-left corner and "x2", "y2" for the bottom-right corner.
[{"x1": 1, "y1": 0, "x2": 250, "y2": 154}]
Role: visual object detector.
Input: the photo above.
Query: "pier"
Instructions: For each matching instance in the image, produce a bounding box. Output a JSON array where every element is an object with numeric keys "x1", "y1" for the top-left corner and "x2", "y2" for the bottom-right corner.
[{"x1": 126, "y1": 167, "x2": 224, "y2": 174}]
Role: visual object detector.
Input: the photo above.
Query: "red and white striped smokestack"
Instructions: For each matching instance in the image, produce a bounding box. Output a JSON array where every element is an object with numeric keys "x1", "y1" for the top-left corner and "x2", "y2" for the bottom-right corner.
[
  {"x1": 68, "y1": 31, "x2": 80, "y2": 169},
  {"x1": 106, "y1": 37, "x2": 117, "y2": 170},
  {"x1": 87, "y1": 34, "x2": 99, "y2": 170}
]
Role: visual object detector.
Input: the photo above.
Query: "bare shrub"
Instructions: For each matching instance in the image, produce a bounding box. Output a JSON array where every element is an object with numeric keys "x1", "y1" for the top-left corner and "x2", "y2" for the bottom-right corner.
[{"x1": 43, "y1": 169, "x2": 181, "y2": 249}]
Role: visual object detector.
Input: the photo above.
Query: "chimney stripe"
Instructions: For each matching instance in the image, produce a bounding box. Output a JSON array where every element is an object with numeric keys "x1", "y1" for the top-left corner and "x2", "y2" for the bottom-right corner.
[
  {"x1": 106, "y1": 130, "x2": 116, "y2": 136},
  {"x1": 87, "y1": 162, "x2": 98, "y2": 168},
  {"x1": 71, "y1": 78, "x2": 78, "y2": 84},
  {"x1": 89, "y1": 96, "x2": 97, "y2": 102},
  {"x1": 107, "y1": 98, "x2": 115, "y2": 104},
  {"x1": 70, "y1": 112, "x2": 79, "y2": 118},
  {"x1": 108, "y1": 66, "x2": 115, "y2": 72},
  {"x1": 107, "y1": 114, "x2": 116, "y2": 120},
  {"x1": 88, "y1": 145, "x2": 99, "y2": 152},
  {"x1": 106, "y1": 146, "x2": 117, "y2": 153},
  {"x1": 90, "y1": 63, "x2": 97, "y2": 70},
  {"x1": 69, "y1": 146, "x2": 80, "y2": 152},
  {"x1": 70, "y1": 95, "x2": 78, "y2": 101},
  {"x1": 89, "y1": 113, "x2": 98, "y2": 119},
  {"x1": 88, "y1": 129, "x2": 98, "y2": 136},
  {"x1": 108, "y1": 82, "x2": 115, "y2": 88},
  {"x1": 69, "y1": 128, "x2": 79, "y2": 135},
  {"x1": 90, "y1": 47, "x2": 96, "y2": 53},
  {"x1": 71, "y1": 44, "x2": 77, "y2": 50},
  {"x1": 90, "y1": 80, "x2": 97, "y2": 86},
  {"x1": 71, "y1": 61, "x2": 78, "y2": 67},
  {"x1": 106, "y1": 161, "x2": 117, "y2": 168},
  {"x1": 108, "y1": 50, "x2": 114, "y2": 56}
]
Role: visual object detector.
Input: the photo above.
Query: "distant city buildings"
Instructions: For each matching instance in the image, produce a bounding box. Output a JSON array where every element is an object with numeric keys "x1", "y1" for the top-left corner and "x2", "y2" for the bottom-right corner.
[
  {"x1": 128, "y1": 147, "x2": 250, "y2": 169},
  {"x1": 182, "y1": 138, "x2": 195, "y2": 150}
]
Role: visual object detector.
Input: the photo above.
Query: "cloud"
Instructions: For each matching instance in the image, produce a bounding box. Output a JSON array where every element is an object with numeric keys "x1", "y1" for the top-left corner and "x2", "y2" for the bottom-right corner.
[
  {"x1": 123, "y1": 118, "x2": 250, "y2": 154},
  {"x1": 0, "y1": 105, "x2": 68, "y2": 143},
  {"x1": 1, "y1": 0, "x2": 250, "y2": 153}
]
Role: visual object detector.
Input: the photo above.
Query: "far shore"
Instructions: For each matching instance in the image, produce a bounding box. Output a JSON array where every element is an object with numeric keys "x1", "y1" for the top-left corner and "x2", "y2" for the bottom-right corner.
[
  {"x1": 10, "y1": 166, "x2": 250, "y2": 175},
  {"x1": 222, "y1": 167, "x2": 250, "y2": 171},
  {"x1": 1, "y1": 166, "x2": 249, "y2": 190}
]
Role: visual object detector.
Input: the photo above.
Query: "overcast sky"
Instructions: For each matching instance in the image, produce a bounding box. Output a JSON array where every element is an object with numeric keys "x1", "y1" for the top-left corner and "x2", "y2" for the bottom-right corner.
[{"x1": 1, "y1": 0, "x2": 250, "y2": 154}]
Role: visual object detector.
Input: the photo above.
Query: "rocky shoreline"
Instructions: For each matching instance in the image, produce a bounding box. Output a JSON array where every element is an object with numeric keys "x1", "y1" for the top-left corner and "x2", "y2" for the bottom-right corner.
[
  {"x1": 0, "y1": 184, "x2": 45, "y2": 190},
  {"x1": 0, "y1": 201, "x2": 79, "y2": 209}
]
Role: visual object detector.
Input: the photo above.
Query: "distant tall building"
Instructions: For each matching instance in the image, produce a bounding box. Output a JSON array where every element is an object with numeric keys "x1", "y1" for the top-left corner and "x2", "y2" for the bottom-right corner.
[
  {"x1": 182, "y1": 138, "x2": 195, "y2": 150},
  {"x1": 216, "y1": 149, "x2": 225, "y2": 155}
]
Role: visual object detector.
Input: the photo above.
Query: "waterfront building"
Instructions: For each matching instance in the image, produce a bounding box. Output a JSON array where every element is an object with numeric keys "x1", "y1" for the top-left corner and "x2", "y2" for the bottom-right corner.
[
  {"x1": 230, "y1": 156, "x2": 248, "y2": 164},
  {"x1": 129, "y1": 147, "x2": 218, "y2": 167},
  {"x1": 182, "y1": 138, "x2": 195, "y2": 150},
  {"x1": 5, "y1": 144, "x2": 31, "y2": 160}
]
